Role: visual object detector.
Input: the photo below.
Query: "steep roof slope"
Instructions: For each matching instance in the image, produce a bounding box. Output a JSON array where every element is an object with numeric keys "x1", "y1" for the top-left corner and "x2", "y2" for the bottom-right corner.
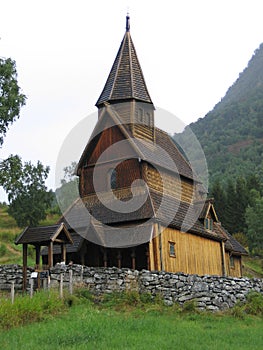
[{"x1": 96, "y1": 15, "x2": 152, "y2": 107}]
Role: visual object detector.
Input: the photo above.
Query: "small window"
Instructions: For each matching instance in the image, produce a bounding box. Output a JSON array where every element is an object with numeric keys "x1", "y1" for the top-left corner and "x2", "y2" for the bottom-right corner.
[
  {"x1": 204, "y1": 218, "x2": 213, "y2": 231},
  {"x1": 169, "y1": 242, "x2": 176, "y2": 257},
  {"x1": 108, "y1": 168, "x2": 117, "y2": 190},
  {"x1": 230, "y1": 255, "x2": 235, "y2": 268},
  {"x1": 144, "y1": 112, "x2": 150, "y2": 125},
  {"x1": 138, "y1": 108, "x2": 144, "y2": 123}
]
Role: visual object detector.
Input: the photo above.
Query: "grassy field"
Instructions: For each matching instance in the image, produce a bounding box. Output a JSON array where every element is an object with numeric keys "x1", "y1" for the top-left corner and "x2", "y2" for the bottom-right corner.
[{"x1": 1, "y1": 290, "x2": 263, "y2": 350}]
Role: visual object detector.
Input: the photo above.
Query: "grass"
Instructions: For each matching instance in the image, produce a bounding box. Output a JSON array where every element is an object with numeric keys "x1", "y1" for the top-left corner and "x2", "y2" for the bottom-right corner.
[
  {"x1": 0, "y1": 290, "x2": 263, "y2": 350},
  {"x1": 243, "y1": 256, "x2": 263, "y2": 278}
]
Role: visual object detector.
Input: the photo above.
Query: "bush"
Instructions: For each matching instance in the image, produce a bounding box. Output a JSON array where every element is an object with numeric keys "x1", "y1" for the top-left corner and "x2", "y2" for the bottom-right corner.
[
  {"x1": 244, "y1": 292, "x2": 263, "y2": 316},
  {"x1": 182, "y1": 299, "x2": 198, "y2": 313},
  {"x1": 228, "y1": 291, "x2": 263, "y2": 318}
]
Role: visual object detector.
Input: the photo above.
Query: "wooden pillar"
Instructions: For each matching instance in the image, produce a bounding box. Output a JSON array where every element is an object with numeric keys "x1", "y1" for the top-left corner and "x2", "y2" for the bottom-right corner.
[
  {"x1": 131, "y1": 248, "x2": 136, "y2": 270},
  {"x1": 35, "y1": 245, "x2": 40, "y2": 269},
  {"x1": 103, "y1": 248, "x2": 108, "y2": 268},
  {"x1": 22, "y1": 244, "x2": 28, "y2": 292},
  {"x1": 117, "y1": 250, "x2": 121, "y2": 269},
  {"x1": 61, "y1": 243, "x2": 66, "y2": 263},
  {"x1": 221, "y1": 241, "x2": 227, "y2": 276},
  {"x1": 146, "y1": 245, "x2": 150, "y2": 271},
  {"x1": 48, "y1": 241, "x2": 53, "y2": 268},
  {"x1": 158, "y1": 223, "x2": 163, "y2": 271}
]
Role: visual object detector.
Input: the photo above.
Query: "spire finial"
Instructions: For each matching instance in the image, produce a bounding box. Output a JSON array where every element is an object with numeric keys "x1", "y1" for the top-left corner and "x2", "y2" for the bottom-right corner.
[{"x1": 126, "y1": 13, "x2": 130, "y2": 32}]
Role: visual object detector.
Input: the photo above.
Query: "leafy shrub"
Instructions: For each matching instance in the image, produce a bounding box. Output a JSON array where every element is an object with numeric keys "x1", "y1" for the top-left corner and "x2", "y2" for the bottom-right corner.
[
  {"x1": 244, "y1": 292, "x2": 263, "y2": 316},
  {"x1": 182, "y1": 299, "x2": 198, "y2": 313},
  {"x1": 228, "y1": 291, "x2": 263, "y2": 318}
]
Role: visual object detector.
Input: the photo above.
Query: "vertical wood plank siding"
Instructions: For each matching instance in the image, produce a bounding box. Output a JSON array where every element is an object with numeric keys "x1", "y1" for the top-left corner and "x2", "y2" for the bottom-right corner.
[
  {"x1": 80, "y1": 159, "x2": 141, "y2": 196},
  {"x1": 150, "y1": 226, "x2": 223, "y2": 276},
  {"x1": 225, "y1": 254, "x2": 242, "y2": 277},
  {"x1": 88, "y1": 125, "x2": 136, "y2": 165}
]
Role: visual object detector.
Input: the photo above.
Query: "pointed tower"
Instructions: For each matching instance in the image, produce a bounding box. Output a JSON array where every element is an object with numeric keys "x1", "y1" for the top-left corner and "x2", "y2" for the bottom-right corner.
[{"x1": 96, "y1": 15, "x2": 155, "y2": 142}]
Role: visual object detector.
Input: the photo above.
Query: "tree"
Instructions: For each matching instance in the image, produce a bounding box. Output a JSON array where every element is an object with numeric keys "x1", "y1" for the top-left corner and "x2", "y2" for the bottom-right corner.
[
  {"x1": 0, "y1": 58, "x2": 26, "y2": 145},
  {"x1": 210, "y1": 180, "x2": 227, "y2": 223},
  {"x1": 0, "y1": 155, "x2": 52, "y2": 227},
  {"x1": 245, "y1": 190, "x2": 263, "y2": 256},
  {"x1": 0, "y1": 58, "x2": 52, "y2": 227},
  {"x1": 55, "y1": 161, "x2": 79, "y2": 213}
]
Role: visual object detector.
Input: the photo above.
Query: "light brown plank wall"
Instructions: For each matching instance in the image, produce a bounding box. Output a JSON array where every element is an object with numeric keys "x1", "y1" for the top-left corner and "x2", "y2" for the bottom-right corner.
[{"x1": 160, "y1": 226, "x2": 223, "y2": 276}]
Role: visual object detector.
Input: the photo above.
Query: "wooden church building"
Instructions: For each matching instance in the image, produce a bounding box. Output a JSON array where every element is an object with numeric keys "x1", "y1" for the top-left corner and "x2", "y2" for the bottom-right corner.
[{"x1": 41, "y1": 15, "x2": 247, "y2": 277}]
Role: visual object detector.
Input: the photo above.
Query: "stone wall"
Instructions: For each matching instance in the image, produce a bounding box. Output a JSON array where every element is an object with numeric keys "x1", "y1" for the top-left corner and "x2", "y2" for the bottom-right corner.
[{"x1": 1, "y1": 264, "x2": 262, "y2": 311}]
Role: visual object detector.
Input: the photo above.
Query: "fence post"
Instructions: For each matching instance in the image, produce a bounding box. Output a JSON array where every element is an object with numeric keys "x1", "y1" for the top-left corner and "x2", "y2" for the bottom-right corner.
[
  {"x1": 30, "y1": 278, "x2": 34, "y2": 298},
  {"x1": 69, "y1": 269, "x2": 73, "y2": 295},
  {"x1": 11, "y1": 281, "x2": 15, "y2": 304},
  {"x1": 80, "y1": 265, "x2": 83, "y2": 283},
  {"x1": 48, "y1": 275, "x2": 51, "y2": 291},
  {"x1": 59, "y1": 273, "x2": 63, "y2": 298},
  {"x1": 43, "y1": 278, "x2": 47, "y2": 291}
]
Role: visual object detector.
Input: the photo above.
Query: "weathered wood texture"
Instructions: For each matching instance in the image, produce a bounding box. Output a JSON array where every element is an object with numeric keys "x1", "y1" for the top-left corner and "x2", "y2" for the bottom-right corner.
[
  {"x1": 88, "y1": 125, "x2": 136, "y2": 165},
  {"x1": 144, "y1": 164, "x2": 194, "y2": 203},
  {"x1": 225, "y1": 254, "x2": 242, "y2": 277},
  {"x1": 150, "y1": 226, "x2": 223, "y2": 276},
  {"x1": 80, "y1": 158, "x2": 141, "y2": 196}
]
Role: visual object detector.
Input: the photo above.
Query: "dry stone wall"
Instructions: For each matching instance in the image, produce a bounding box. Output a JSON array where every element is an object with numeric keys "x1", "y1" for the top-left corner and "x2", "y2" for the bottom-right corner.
[{"x1": 1, "y1": 264, "x2": 262, "y2": 311}]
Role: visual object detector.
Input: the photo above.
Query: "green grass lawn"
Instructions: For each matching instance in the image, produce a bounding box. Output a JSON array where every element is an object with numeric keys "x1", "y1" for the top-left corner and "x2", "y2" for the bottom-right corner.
[{"x1": 1, "y1": 291, "x2": 263, "y2": 350}]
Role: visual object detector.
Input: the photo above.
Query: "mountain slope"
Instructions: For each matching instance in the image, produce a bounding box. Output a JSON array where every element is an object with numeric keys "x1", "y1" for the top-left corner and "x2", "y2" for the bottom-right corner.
[{"x1": 175, "y1": 43, "x2": 263, "y2": 187}]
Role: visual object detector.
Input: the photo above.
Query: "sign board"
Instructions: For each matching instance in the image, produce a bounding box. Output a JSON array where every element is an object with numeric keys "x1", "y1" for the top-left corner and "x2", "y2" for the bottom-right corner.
[
  {"x1": 31, "y1": 272, "x2": 38, "y2": 278},
  {"x1": 40, "y1": 271, "x2": 49, "y2": 279}
]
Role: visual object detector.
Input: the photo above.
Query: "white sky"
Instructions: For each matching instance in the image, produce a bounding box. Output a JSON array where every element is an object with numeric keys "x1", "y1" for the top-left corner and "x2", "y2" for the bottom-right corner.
[{"x1": 0, "y1": 0, "x2": 263, "y2": 199}]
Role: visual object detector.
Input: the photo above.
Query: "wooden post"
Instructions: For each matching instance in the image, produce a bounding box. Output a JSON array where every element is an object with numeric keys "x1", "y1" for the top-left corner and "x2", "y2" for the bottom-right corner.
[
  {"x1": 131, "y1": 248, "x2": 136, "y2": 270},
  {"x1": 146, "y1": 246, "x2": 150, "y2": 270},
  {"x1": 117, "y1": 250, "x2": 121, "y2": 269},
  {"x1": 158, "y1": 224, "x2": 163, "y2": 271},
  {"x1": 48, "y1": 241, "x2": 53, "y2": 268},
  {"x1": 61, "y1": 243, "x2": 66, "y2": 263},
  {"x1": 80, "y1": 265, "x2": 83, "y2": 283},
  {"x1": 43, "y1": 278, "x2": 47, "y2": 290},
  {"x1": 11, "y1": 281, "x2": 15, "y2": 304},
  {"x1": 22, "y1": 244, "x2": 28, "y2": 292},
  {"x1": 69, "y1": 269, "x2": 73, "y2": 295},
  {"x1": 30, "y1": 279, "x2": 34, "y2": 298},
  {"x1": 35, "y1": 245, "x2": 40, "y2": 269},
  {"x1": 221, "y1": 241, "x2": 227, "y2": 276},
  {"x1": 48, "y1": 275, "x2": 51, "y2": 291},
  {"x1": 59, "y1": 273, "x2": 63, "y2": 299},
  {"x1": 103, "y1": 248, "x2": 108, "y2": 267}
]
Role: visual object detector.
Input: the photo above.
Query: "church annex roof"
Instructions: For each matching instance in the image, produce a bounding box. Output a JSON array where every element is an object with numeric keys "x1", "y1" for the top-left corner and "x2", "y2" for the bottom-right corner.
[{"x1": 96, "y1": 15, "x2": 152, "y2": 107}]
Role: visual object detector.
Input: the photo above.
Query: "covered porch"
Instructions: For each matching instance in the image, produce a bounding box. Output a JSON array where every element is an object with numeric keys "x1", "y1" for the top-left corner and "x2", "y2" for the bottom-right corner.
[{"x1": 15, "y1": 223, "x2": 73, "y2": 291}]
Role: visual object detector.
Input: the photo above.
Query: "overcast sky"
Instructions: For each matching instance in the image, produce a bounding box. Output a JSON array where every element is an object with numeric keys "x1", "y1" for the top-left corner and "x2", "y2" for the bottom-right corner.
[{"x1": 0, "y1": 0, "x2": 263, "y2": 199}]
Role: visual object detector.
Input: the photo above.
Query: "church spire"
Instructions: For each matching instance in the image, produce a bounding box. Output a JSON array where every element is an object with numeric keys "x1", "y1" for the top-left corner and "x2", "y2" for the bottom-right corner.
[
  {"x1": 95, "y1": 15, "x2": 152, "y2": 108},
  {"x1": 126, "y1": 13, "x2": 130, "y2": 32}
]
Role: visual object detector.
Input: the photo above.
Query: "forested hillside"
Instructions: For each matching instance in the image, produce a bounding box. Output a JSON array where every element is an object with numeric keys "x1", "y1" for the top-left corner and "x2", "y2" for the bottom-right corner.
[
  {"x1": 175, "y1": 43, "x2": 263, "y2": 187},
  {"x1": 174, "y1": 43, "x2": 263, "y2": 253}
]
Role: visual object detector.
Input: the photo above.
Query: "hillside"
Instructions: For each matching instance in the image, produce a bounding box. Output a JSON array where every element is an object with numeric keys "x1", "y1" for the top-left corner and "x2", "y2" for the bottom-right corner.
[
  {"x1": 0, "y1": 205, "x2": 60, "y2": 266},
  {"x1": 175, "y1": 43, "x2": 263, "y2": 187}
]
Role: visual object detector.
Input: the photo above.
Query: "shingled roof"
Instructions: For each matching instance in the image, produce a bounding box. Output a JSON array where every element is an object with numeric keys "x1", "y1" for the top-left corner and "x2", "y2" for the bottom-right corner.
[
  {"x1": 15, "y1": 223, "x2": 73, "y2": 246},
  {"x1": 96, "y1": 15, "x2": 152, "y2": 107},
  {"x1": 77, "y1": 104, "x2": 197, "y2": 182}
]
